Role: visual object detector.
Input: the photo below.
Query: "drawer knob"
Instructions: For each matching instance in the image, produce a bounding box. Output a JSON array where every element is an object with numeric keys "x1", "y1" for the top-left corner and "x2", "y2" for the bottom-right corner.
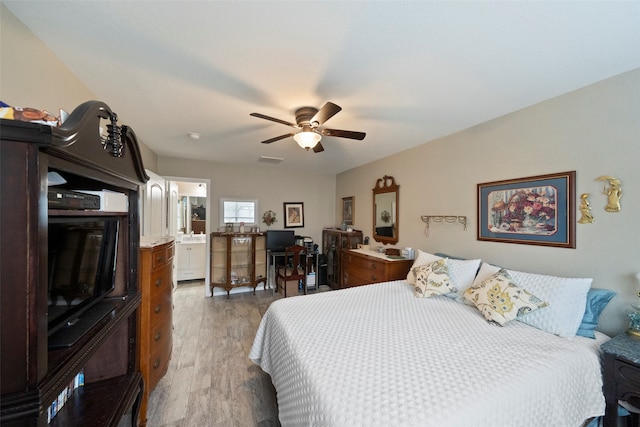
[
  {"x1": 156, "y1": 255, "x2": 164, "y2": 263},
  {"x1": 154, "y1": 331, "x2": 162, "y2": 341},
  {"x1": 153, "y1": 359, "x2": 160, "y2": 369},
  {"x1": 155, "y1": 278, "x2": 162, "y2": 287},
  {"x1": 154, "y1": 304, "x2": 162, "y2": 314},
  {"x1": 371, "y1": 275, "x2": 377, "y2": 281}
]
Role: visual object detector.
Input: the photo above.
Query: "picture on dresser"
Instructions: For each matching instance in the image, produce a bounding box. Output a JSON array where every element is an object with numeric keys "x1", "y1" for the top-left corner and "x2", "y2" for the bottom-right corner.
[{"x1": 477, "y1": 171, "x2": 575, "y2": 248}]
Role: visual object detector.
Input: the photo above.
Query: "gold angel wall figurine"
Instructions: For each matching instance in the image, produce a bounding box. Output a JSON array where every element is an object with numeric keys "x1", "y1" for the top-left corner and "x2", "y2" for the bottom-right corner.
[
  {"x1": 578, "y1": 193, "x2": 594, "y2": 224},
  {"x1": 596, "y1": 176, "x2": 622, "y2": 212}
]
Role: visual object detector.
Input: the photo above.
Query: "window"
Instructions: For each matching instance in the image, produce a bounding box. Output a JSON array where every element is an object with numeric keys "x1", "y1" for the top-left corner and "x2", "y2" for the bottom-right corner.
[{"x1": 220, "y1": 198, "x2": 258, "y2": 225}]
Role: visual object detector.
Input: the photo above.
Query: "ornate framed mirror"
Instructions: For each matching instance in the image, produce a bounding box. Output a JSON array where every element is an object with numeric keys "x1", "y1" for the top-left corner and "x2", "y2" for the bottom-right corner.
[{"x1": 372, "y1": 175, "x2": 399, "y2": 245}]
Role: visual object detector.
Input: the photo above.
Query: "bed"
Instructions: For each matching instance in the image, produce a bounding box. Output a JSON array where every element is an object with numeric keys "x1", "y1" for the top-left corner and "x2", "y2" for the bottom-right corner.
[{"x1": 249, "y1": 252, "x2": 613, "y2": 427}]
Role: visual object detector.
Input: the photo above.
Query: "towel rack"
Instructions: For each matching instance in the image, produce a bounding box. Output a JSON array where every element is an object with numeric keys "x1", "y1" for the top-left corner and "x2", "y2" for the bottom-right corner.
[{"x1": 420, "y1": 215, "x2": 467, "y2": 236}]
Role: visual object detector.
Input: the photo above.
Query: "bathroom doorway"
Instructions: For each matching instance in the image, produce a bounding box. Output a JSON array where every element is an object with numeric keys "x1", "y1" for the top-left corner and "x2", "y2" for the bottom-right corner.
[{"x1": 166, "y1": 177, "x2": 212, "y2": 297}]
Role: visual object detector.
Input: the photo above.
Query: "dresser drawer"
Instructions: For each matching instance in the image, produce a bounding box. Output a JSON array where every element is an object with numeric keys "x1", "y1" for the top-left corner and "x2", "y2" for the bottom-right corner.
[
  {"x1": 147, "y1": 266, "x2": 172, "y2": 296},
  {"x1": 343, "y1": 252, "x2": 387, "y2": 271},
  {"x1": 615, "y1": 359, "x2": 640, "y2": 407},
  {"x1": 617, "y1": 359, "x2": 640, "y2": 385},
  {"x1": 343, "y1": 264, "x2": 386, "y2": 287},
  {"x1": 152, "y1": 244, "x2": 174, "y2": 269},
  {"x1": 148, "y1": 289, "x2": 172, "y2": 327},
  {"x1": 146, "y1": 321, "x2": 173, "y2": 389},
  {"x1": 148, "y1": 317, "x2": 172, "y2": 355}
]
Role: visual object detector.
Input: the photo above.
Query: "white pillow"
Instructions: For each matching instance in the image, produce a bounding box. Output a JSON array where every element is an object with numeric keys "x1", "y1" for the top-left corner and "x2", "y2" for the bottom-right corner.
[
  {"x1": 470, "y1": 262, "x2": 592, "y2": 337},
  {"x1": 507, "y1": 269, "x2": 592, "y2": 337},
  {"x1": 407, "y1": 250, "x2": 481, "y2": 301},
  {"x1": 448, "y1": 258, "x2": 482, "y2": 302},
  {"x1": 474, "y1": 262, "x2": 498, "y2": 280}
]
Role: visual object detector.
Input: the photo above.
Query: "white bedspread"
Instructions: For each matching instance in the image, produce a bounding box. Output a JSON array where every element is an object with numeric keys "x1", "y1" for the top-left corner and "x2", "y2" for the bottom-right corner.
[{"x1": 249, "y1": 280, "x2": 608, "y2": 427}]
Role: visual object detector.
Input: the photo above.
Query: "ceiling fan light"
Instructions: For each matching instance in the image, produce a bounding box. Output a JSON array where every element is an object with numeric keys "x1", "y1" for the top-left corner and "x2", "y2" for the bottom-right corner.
[{"x1": 293, "y1": 130, "x2": 322, "y2": 150}]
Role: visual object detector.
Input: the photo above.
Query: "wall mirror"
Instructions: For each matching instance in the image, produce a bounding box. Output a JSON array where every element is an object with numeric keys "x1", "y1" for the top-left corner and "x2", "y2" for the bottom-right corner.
[
  {"x1": 372, "y1": 175, "x2": 399, "y2": 245},
  {"x1": 179, "y1": 196, "x2": 206, "y2": 234}
]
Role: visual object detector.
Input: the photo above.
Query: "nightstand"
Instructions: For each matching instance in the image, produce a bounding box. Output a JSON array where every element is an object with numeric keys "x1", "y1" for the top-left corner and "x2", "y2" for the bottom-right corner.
[{"x1": 601, "y1": 333, "x2": 640, "y2": 427}]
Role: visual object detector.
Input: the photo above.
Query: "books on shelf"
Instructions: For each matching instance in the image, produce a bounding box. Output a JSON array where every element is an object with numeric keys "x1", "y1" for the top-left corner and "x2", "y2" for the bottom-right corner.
[{"x1": 47, "y1": 370, "x2": 84, "y2": 423}]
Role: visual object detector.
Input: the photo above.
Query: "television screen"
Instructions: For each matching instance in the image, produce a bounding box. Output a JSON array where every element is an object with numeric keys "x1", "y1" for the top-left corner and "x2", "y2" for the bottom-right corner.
[
  {"x1": 265, "y1": 230, "x2": 295, "y2": 252},
  {"x1": 47, "y1": 217, "x2": 119, "y2": 336}
]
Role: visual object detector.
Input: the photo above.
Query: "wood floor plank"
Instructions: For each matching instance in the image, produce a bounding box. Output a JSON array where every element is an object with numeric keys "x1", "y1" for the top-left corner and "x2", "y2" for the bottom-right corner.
[{"x1": 146, "y1": 282, "x2": 282, "y2": 426}]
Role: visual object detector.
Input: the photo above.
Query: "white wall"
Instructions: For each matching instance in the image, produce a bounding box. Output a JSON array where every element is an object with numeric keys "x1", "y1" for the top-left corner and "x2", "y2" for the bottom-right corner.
[
  {"x1": 337, "y1": 68, "x2": 640, "y2": 336},
  {"x1": 0, "y1": 4, "x2": 159, "y2": 171},
  {"x1": 157, "y1": 156, "x2": 336, "y2": 246}
]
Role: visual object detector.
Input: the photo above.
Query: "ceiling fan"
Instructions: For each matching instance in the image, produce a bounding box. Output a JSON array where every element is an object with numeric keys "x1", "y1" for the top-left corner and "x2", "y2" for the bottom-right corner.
[{"x1": 250, "y1": 102, "x2": 366, "y2": 153}]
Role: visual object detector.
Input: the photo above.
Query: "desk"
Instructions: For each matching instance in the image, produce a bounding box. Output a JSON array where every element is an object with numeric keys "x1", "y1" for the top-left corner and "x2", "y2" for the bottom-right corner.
[{"x1": 267, "y1": 249, "x2": 319, "y2": 293}]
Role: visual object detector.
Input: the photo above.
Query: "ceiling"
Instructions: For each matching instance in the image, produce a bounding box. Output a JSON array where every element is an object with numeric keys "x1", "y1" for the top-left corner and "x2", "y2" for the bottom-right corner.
[{"x1": 5, "y1": 1, "x2": 640, "y2": 174}]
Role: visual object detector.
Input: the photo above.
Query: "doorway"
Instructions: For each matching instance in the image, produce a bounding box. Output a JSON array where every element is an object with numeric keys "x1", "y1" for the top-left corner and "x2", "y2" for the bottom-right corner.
[{"x1": 165, "y1": 177, "x2": 212, "y2": 297}]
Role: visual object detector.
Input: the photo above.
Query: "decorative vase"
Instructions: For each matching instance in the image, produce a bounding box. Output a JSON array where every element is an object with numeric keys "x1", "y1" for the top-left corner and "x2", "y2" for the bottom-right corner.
[
  {"x1": 627, "y1": 305, "x2": 640, "y2": 337},
  {"x1": 522, "y1": 215, "x2": 536, "y2": 230}
]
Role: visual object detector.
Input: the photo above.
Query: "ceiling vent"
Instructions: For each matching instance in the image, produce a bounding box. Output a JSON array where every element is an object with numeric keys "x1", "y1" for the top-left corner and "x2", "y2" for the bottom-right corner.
[{"x1": 258, "y1": 156, "x2": 284, "y2": 164}]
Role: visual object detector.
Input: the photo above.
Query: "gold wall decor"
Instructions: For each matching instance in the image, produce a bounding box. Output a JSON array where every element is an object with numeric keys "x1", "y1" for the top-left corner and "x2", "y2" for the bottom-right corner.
[
  {"x1": 577, "y1": 193, "x2": 594, "y2": 224},
  {"x1": 596, "y1": 176, "x2": 622, "y2": 212}
]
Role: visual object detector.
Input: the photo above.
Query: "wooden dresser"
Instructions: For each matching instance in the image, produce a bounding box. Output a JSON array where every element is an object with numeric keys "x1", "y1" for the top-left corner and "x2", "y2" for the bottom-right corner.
[
  {"x1": 341, "y1": 249, "x2": 413, "y2": 288},
  {"x1": 139, "y1": 237, "x2": 175, "y2": 425}
]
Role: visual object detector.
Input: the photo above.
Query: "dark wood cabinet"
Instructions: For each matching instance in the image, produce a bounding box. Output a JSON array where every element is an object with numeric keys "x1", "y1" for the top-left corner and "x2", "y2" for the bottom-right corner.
[
  {"x1": 601, "y1": 333, "x2": 640, "y2": 427},
  {"x1": 322, "y1": 228, "x2": 363, "y2": 289},
  {"x1": 0, "y1": 101, "x2": 148, "y2": 426},
  {"x1": 341, "y1": 249, "x2": 413, "y2": 288}
]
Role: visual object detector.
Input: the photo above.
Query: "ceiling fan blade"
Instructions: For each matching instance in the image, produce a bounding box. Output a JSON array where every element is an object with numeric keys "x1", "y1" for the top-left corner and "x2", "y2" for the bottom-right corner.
[
  {"x1": 250, "y1": 112, "x2": 297, "y2": 128},
  {"x1": 321, "y1": 128, "x2": 366, "y2": 140},
  {"x1": 310, "y1": 102, "x2": 342, "y2": 126},
  {"x1": 261, "y1": 133, "x2": 295, "y2": 144},
  {"x1": 312, "y1": 142, "x2": 325, "y2": 153}
]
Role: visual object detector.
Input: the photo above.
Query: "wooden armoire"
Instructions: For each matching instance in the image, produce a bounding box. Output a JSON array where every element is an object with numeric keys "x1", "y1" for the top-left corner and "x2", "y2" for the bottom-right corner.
[{"x1": 0, "y1": 101, "x2": 149, "y2": 426}]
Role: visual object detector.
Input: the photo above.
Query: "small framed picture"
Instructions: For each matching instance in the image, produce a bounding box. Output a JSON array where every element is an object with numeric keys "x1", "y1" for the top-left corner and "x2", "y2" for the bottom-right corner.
[
  {"x1": 284, "y1": 202, "x2": 304, "y2": 228},
  {"x1": 342, "y1": 196, "x2": 354, "y2": 225}
]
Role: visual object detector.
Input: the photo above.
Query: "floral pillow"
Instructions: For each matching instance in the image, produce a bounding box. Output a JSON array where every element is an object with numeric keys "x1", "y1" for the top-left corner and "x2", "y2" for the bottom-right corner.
[
  {"x1": 414, "y1": 259, "x2": 456, "y2": 298},
  {"x1": 406, "y1": 250, "x2": 481, "y2": 300},
  {"x1": 406, "y1": 250, "x2": 442, "y2": 284},
  {"x1": 464, "y1": 269, "x2": 548, "y2": 325}
]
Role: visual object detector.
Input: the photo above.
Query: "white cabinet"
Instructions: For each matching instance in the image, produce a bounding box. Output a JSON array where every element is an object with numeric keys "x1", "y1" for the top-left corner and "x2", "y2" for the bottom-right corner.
[
  {"x1": 176, "y1": 242, "x2": 206, "y2": 281},
  {"x1": 140, "y1": 169, "x2": 167, "y2": 237}
]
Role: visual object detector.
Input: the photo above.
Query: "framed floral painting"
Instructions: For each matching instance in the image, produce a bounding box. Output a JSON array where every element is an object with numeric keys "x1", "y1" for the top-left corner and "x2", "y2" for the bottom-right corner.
[{"x1": 477, "y1": 171, "x2": 575, "y2": 248}]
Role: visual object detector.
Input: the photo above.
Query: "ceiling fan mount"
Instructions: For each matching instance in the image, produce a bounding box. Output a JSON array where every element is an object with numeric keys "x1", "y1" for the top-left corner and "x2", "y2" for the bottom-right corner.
[
  {"x1": 250, "y1": 102, "x2": 366, "y2": 153},
  {"x1": 294, "y1": 106, "x2": 320, "y2": 128}
]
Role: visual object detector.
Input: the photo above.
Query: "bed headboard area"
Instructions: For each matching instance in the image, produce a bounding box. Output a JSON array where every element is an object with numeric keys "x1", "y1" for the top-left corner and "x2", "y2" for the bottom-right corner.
[{"x1": 420, "y1": 250, "x2": 615, "y2": 339}]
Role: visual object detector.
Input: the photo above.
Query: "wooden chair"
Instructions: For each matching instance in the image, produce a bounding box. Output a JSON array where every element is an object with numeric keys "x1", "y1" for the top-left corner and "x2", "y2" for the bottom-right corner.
[{"x1": 276, "y1": 245, "x2": 307, "y2": 297}]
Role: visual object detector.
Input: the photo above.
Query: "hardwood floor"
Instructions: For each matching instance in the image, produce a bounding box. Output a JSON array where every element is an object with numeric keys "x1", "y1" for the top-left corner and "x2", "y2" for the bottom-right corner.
[{"x1": 145, "y1": 282, "x2": 281, "y2": 427}]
